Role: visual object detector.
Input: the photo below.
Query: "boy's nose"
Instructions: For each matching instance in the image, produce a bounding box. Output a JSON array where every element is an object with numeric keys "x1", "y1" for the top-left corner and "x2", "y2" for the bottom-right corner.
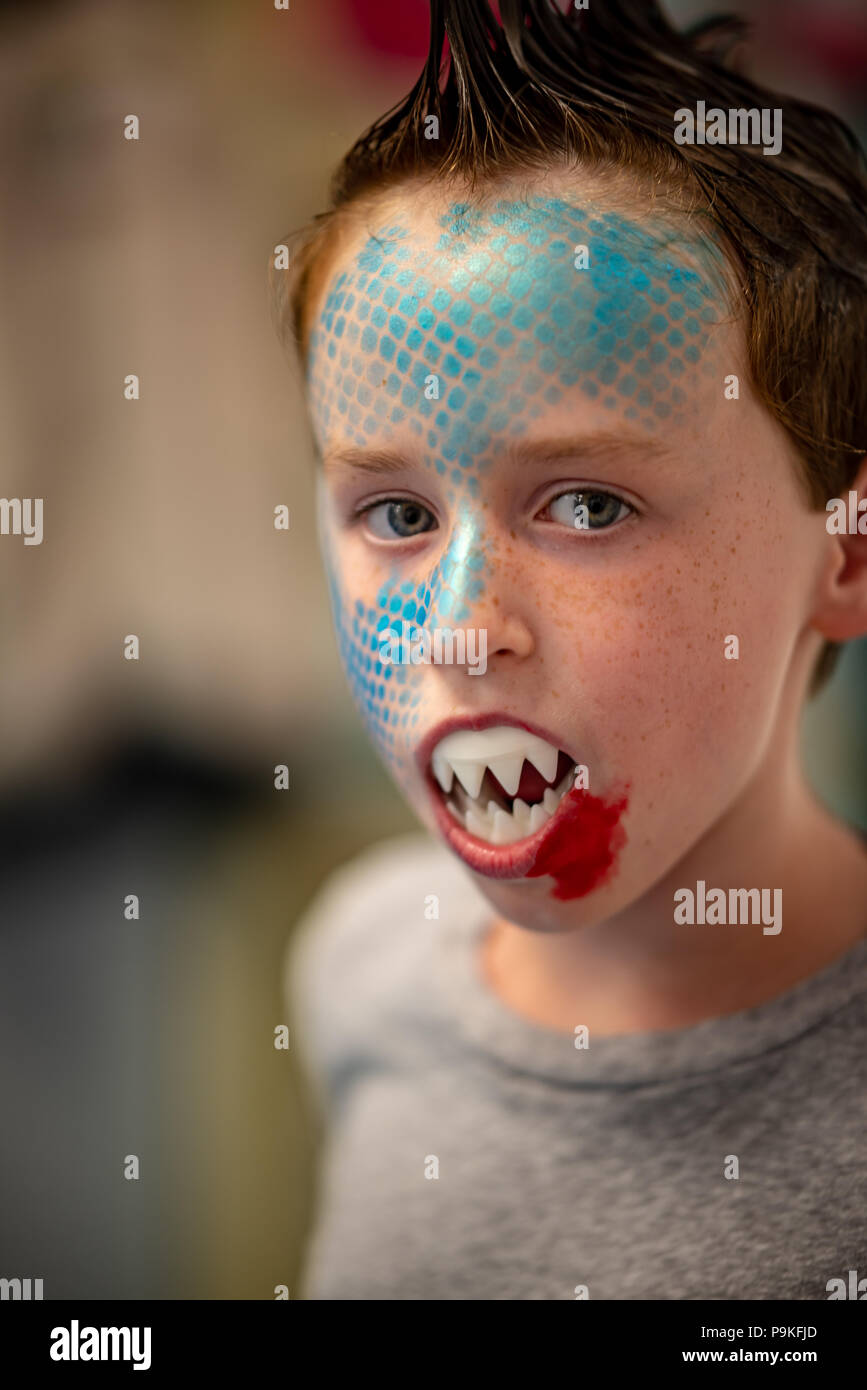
[
  {"x1": 431, "y1": 584, "x2": 536, "y2": 668},
  {"x1": 430, "y1": 504, "x2": 535, "y2": 662},
  {"x1": 473, "y1": 600, "x2": 535, "y2": 661}
]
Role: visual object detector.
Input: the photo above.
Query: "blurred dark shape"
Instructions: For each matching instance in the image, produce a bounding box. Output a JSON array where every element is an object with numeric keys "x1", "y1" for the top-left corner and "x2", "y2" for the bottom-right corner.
[
  {"x1": 0, "y1": 738, "x2": 264, "y2": 1298},
  {"x1": 0, "y1": 738, "x2": 262, "y2": 872}
]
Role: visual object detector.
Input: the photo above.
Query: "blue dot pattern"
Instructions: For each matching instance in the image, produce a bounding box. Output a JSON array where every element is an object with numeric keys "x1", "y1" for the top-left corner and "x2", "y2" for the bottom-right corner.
[{"x1": 308, "y1": 197, "x2": 727, "y2": 769}]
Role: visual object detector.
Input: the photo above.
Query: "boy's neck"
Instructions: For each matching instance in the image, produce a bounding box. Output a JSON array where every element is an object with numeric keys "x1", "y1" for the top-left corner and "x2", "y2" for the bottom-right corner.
[{"x1": 479, "y1": 764, "x2": 867, "y2": 1038}]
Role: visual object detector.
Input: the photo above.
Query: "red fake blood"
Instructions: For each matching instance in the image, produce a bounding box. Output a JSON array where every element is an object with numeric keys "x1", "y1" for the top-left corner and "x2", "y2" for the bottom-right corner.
[{"x1": 527, "y1": 786, "x2": 629, "y2": 901}]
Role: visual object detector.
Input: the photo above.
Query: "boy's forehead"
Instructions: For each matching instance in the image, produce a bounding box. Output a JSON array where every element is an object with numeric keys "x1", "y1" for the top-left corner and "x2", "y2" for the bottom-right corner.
[{"x1": 308, "y1": 193, "x2": 731, "y2": 472}]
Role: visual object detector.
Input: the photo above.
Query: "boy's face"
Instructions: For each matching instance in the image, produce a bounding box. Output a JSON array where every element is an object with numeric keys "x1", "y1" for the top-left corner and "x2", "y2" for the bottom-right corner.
[{"x1": 306, "y1": 182, "x2": 827, "y2": 931}]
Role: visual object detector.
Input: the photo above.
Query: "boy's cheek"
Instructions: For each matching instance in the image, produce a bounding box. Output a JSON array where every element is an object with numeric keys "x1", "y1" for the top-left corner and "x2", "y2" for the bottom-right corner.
[
  {"x1": 543, "y1": 581, "x2": 766, "y2": 755},
  {"x1": 318, "y1": 525, "x2": 446, "y2": 779}
]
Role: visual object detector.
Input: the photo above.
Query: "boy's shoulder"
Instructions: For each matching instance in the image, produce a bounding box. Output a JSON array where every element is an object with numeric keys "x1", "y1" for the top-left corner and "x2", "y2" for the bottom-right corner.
[
  {"x1": 283, "y1": 832, "x2": 475, "y2": 1108},
  {"x1": 288, "y1": 830, "x2": 463, "y2": 986}
]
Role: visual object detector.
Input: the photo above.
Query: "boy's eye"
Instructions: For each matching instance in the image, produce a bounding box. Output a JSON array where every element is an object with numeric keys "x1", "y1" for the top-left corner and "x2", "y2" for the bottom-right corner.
[
  {"x1": 544, "y1": 489, "x2": 632, "y2": 531},
  {"x1": 362, "y1": 498, "x2": 438, "y2": 540}
]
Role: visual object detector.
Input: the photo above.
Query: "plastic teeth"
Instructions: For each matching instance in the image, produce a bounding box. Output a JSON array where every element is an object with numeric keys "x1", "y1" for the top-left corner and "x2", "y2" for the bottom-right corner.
[
  {"x1": 445, "y1": 766, "x2": 574, "y2": 846},
  {"x1": 431, "y1": 725, "x2": 561, "y2": 798}
]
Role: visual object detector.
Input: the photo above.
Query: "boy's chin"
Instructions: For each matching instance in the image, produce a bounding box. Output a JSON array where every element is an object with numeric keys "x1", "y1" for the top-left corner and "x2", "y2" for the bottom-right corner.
[
  {"x1": 464, "y1": 868, "x2": 625, "y2": 935},
  {"x1": 411, "y1": 779, "x2": 634, "y2": 933}
]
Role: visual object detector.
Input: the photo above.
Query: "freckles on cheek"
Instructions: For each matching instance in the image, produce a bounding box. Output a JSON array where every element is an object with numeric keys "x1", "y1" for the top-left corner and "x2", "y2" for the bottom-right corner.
[{"x1": 528, "y1": 784, "x2": 629, "y2": 900}]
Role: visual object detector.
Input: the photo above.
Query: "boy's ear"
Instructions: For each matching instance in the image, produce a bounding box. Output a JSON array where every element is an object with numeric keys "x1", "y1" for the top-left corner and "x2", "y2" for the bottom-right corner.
[{"x1": 811, "y1": 455, "x2": 867, "y2": 643}]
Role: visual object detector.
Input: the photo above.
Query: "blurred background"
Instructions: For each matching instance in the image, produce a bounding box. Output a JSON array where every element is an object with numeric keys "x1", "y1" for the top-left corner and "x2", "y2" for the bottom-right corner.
[{"x1": 0, "y1": 0, "x2": 864, "y2": 1299}]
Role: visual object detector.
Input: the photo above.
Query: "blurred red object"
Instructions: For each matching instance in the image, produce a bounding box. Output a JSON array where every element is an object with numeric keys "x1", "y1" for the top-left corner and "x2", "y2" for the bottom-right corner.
[
  {"x1": 341, "y1": 0, "x2": 430, "y2": 60},
  {"x1": 790, "y1": 9, "x2": 867, "y2": 87}
]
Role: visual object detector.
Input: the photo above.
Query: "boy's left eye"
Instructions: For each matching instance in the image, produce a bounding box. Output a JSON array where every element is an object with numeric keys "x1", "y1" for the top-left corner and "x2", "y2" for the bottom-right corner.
[{"x1": 543, "y1": 489, "x2": 632, "y2": 531}]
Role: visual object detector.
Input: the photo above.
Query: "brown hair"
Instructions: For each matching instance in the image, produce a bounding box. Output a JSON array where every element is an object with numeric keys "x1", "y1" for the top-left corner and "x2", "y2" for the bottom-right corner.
[{"x1": 271, "y1": 0, "x2": 867, "y2": 690}]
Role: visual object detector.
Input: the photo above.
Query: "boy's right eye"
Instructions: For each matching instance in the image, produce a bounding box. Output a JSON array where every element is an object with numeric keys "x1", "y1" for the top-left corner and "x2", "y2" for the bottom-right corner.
[{"x1": 360, "y1": 498, "x2": 438, "y2": 541}]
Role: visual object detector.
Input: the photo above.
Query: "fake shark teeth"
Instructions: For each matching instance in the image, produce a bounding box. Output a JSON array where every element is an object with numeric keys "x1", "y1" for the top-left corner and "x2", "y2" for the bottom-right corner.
[
  {"x1": 431, "y1": 726, "x2": 561, "y2": 798},
  {"x1": 432, "y1": 726, "x2": 576, "y2": 846},
  {"x1": 445, "y1": 765, "x2": 574, "y2": 845}
]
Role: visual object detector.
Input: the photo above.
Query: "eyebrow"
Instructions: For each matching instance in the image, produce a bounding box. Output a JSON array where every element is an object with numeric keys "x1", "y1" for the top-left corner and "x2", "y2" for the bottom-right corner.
[{"x1": 321, "y1": 432, "x2": 676, "y2": 474}]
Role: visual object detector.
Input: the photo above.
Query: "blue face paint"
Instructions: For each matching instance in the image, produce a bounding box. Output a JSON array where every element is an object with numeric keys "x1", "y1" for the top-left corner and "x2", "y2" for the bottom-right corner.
[{"x1": 309, "y1": 196, "x2": 728, "y2": 770}]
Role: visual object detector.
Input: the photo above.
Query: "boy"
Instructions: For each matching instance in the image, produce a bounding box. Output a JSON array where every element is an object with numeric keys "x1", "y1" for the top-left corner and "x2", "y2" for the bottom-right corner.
[{"x1": 274, "y1": 0, "x2": 867, "y2": 1299}]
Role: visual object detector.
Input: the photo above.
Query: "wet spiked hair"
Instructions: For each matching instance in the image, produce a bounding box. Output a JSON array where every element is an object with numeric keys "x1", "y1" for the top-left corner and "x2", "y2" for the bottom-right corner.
[{"x1": 271, "y1": 0, "x2": 867, "y2": 689}]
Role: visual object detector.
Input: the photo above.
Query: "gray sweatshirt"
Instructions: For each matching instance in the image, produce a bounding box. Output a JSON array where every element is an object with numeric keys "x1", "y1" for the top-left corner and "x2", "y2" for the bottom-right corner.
[{"x1": 284, "y1": 833, "x2": 867, "y2": 1300}]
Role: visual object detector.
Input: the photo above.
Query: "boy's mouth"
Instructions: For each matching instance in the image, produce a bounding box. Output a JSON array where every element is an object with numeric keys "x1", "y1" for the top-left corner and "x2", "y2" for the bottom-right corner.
[
  {"x1": 432, "y1": 727, "x2": 575, "y2": 844},
  {"x1": 420, "y1": 717, "x2": 580, "y2": 878}
]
